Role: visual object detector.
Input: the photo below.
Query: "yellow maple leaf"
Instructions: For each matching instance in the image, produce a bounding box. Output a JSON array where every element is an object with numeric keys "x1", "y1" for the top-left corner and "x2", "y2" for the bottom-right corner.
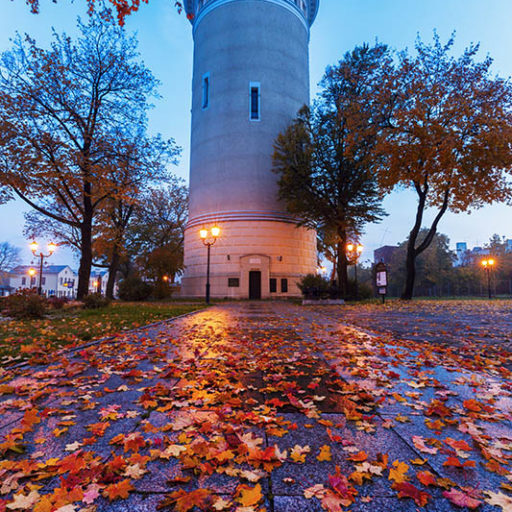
[
  {"x1": 236, "y1": 483, "x2": 263, "y2": 507},
  {"x1": 32, "y1": 495, "x2": 53, "y2": 512},
  {"x1": 317, "y1": 445, "x2": 332, "y2": 462},
  {"x1": 388, "y1": 460, "x2": 409, "y2": 483},
  {"x1": 290, "y1": 444, "x2": 311, "y2": 463},
  {"x1": 350, "y1": 471, "x2": 366, "y2": 486}
]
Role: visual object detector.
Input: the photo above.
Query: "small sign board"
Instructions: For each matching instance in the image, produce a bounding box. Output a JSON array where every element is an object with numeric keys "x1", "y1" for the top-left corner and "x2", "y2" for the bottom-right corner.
[
  {"x1": 376, "y1": 271, "x2": 387, "y2": 287},
  {"x1": 375, "y1": 262, "x2": 388, "y2": 302},
  {"x1": 375, "y1": 262, "x2": 388, "y2": 287}
]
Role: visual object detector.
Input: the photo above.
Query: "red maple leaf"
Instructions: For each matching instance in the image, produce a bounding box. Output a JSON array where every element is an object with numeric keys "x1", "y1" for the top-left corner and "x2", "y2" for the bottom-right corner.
[
  {"x1": 443, "y1": 488, "x2": 481, "y2": 509},
  {"x1": 393, "y1": 482, "x2": 430, "y2": 506}
]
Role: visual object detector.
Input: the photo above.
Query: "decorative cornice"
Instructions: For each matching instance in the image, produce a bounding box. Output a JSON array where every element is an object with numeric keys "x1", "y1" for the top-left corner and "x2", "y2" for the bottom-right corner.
[
  {"x1": 186, "y1": 210, "x2": 303, "y2": 229},
  {"x1": 185, "y1": 0, "x2": 319, "y2": 34}
]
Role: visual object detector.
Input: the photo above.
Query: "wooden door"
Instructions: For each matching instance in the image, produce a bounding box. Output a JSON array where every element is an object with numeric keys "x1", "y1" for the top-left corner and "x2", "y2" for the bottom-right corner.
[{"x1": 249, "y1": 271, "x2": 262, "y2": 300}]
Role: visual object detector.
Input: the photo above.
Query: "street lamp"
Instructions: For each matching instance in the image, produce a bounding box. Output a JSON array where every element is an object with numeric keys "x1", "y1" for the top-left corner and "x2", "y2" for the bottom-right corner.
[
  {"x1": 346, "y1": 243, "x2": 364, "y2": 299},
  {"x1": 481, "y1": 257, "x2": 496, "y2": 299},
  {"x1": 30, "y1": 240, "x2": 57, "y2": 296},
  {"x1": 200, "y1": 226, "x2": 221, "y2": 304}
]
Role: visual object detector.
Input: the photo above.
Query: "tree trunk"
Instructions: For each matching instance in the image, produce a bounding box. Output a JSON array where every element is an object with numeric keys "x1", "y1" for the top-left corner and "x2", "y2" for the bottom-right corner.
[
  {"x1": 77, "y1": 218, "x2": 93, "y2": 299},
  {"x1": 402, "y1": 184, "x2": 451, "y2": 300},
  {"x1": 336, "y1": 228, "x2": 348, "y2": 299},
  {"x1": 106, "y1": 248, "x2": 120, "y2": 299},
  {"x1": 401, "y1": 182, "x2": 427, "y2": 300},
  {"x1": 402, "y1": 235, "x2": 418, "y2": 300},
  {"x1": 77, "y1": 183, "x2": 94, "y2": 299},
  {"x1": 329, "y1": 261, "x2": 336, "y2": 282}
]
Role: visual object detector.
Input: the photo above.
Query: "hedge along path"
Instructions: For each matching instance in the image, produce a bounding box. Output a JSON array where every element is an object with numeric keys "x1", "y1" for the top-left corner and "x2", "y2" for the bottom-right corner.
[{"x1": 0, "y1": 302, "x2": 510, "y2": 511}]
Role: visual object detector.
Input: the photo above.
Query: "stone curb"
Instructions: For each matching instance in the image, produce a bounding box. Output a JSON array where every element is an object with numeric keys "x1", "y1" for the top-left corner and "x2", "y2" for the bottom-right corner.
[{"x1": 302, "y1": 299, "x2": 345, "y2": 305}]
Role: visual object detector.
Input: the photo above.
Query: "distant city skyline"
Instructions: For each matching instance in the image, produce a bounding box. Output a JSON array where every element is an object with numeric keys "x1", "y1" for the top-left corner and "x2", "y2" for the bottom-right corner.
[{"x1": 1, "y1": 0, "x2": 511, "y2": 268}]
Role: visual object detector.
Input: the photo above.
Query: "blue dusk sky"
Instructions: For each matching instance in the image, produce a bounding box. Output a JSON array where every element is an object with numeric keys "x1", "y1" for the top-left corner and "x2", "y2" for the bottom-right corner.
[{"x1": 1, "y1": 0, "x2": 511, "y2": 267}]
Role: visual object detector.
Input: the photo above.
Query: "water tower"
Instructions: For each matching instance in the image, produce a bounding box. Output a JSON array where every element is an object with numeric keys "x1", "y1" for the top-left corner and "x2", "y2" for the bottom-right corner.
[{"x1": 181, "y1": 0, "x2": 319, "y2": 299}]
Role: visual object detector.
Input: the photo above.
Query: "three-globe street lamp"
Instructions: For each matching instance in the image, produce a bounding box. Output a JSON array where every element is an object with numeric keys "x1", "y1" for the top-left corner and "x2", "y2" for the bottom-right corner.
[
  {"x1": 200, "y1": 226, "x2": 220, "y2": 304},
  {"x1": 346, "y1": 243, "x2": 364, "y2": 299},
  {"x1": 30, "y1": 240, "x2": 57, "y2": 296},
  {"x1": 481, "y1": 257, "x2": 496, "y2": 299}
]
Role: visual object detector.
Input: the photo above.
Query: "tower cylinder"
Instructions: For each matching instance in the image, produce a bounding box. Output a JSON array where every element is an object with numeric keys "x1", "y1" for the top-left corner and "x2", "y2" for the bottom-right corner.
[{"x1": 181, "y1": 0, "x2": 319, "y2": 299}]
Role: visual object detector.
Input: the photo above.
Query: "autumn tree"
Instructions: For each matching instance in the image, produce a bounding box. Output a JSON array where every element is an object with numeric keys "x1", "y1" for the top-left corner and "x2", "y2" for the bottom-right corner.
[
  {"x1": 124, "y1": 180, "x2": 188, "y2": 283},
  {"x1": 23, "y1": 0, "x2": 187, "y2": 25},
  {"x1": 386, "y1": 231, "x2": 456, "y2": 297},
  {"x1": 378, "y1": 34, "x2": 512, "y2": 300},
  {"x1": 273, "y1": 44, "x2": 389, "y2": 298},
  {"x1": 0, "y1": 13, "x2": 173, "y2": 298},
  {"x1": 25, "y1": 133, "x2": 179, "y2": 299}
]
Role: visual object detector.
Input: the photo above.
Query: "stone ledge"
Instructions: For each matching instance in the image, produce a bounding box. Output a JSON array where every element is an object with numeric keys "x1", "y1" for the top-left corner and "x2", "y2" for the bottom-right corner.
[{"x1": 302, "y1": 299, "x2": 345, "y2": 305}]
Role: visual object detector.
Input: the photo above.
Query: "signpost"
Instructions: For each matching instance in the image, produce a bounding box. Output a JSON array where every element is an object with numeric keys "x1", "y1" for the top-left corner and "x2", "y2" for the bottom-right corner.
[{"x1": 375, "y1": 262, "x2": 388, "y2": 304}]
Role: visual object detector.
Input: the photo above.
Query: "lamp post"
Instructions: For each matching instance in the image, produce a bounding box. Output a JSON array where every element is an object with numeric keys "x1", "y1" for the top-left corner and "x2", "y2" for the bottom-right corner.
[
  {"x1": 481, "y1": 257, "x2": 496, "y2": 299},
  {"x1": 346, "y1": 243, "x2": 364, "y2": 299},
  {"x1": 200, "y1": 226, "x2": 220, "y2": 304},
  {"x1": 30, "y1": 241, "x2": 57, "y2": 296}
]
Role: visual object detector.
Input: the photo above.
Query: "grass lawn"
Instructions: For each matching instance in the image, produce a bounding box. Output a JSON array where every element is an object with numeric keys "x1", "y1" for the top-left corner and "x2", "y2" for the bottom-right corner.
[{"x1": 0, "y1": 302, "x2": 206, "y2": 366}]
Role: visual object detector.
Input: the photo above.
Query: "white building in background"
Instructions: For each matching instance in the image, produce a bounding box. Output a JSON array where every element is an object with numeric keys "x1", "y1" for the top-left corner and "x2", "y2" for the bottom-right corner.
[
  {"x1": 89, "y1": 270, "x2": 117, "y2": 296},
  {"x1": 180, "y1": 0, "x2": 320, "y2": 299},
  {"x1": 9, "y1": 265, "x2": 77, "y2": 298}
]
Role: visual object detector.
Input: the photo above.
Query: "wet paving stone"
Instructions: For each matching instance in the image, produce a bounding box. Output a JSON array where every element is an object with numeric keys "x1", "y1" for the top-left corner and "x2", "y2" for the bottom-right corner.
[{"x1": 1, "y1": 301, "x2": 511, "y2": 511}]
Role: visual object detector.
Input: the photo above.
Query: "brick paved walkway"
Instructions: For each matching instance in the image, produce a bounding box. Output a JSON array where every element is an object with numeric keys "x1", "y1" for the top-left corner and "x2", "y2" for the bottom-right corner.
[{"x1": 0, "y1": 302, "x2": 511, "y2": 511}]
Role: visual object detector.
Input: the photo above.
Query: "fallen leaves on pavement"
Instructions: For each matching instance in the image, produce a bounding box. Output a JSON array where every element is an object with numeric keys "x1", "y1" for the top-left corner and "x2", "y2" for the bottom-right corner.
[{"x1": 0, "y1": 301, "x2": 511, "y2": 511}]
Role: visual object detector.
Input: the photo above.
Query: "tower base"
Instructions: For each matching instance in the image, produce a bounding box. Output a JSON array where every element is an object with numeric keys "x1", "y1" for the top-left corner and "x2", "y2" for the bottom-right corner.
[{"x1": 180, "y1": 219, "x2": 317, "y2": 299}]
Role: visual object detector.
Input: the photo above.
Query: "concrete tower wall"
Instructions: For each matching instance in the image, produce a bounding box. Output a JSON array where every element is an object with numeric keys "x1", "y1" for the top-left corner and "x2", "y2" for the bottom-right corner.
[{"x1": 181, "y1": 0, "x2": 319, "y2": 299}]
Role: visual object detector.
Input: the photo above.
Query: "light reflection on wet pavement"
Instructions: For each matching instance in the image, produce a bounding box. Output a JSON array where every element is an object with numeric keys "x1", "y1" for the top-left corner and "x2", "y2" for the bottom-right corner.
[{"x1": 0, "y1": 301, "x2": 511, "y2": 511}]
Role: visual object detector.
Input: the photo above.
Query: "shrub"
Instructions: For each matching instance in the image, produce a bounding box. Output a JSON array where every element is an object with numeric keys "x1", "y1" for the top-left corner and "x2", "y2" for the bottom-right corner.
[
  {"x1": 298, "y1": 274, "x2": 338, "y2": 299},
  {"x1": 64, "y1": 300, "x2": 82, "y2": 309},
  {"x1": 346, "y1": 278, "x2": 373, "y2": 300},
  {"x1": 1, "y1": 289, "x2": 47, "y2": 318},
  {"x1": 83, "y1": 293, "x2": 111, "y2": 309},
  {"x1": 118, "y1": 276, "x2": 152, "y2": 302},
  {"x1": 152, "y1": 281, "x2": 173, "y2": 300},
  {"x1": 47, "y1": 296, "x2": 68, "y2": 310}
]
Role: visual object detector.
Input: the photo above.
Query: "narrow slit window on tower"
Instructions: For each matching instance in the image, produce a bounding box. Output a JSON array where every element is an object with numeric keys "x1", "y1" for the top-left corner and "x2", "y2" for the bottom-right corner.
[
  {"x1": 250, "y1": 82, "x2": 260, "y2": 120},
  {"x1": 202, "y1": 73, "x2": 210, "y2": 109}
]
